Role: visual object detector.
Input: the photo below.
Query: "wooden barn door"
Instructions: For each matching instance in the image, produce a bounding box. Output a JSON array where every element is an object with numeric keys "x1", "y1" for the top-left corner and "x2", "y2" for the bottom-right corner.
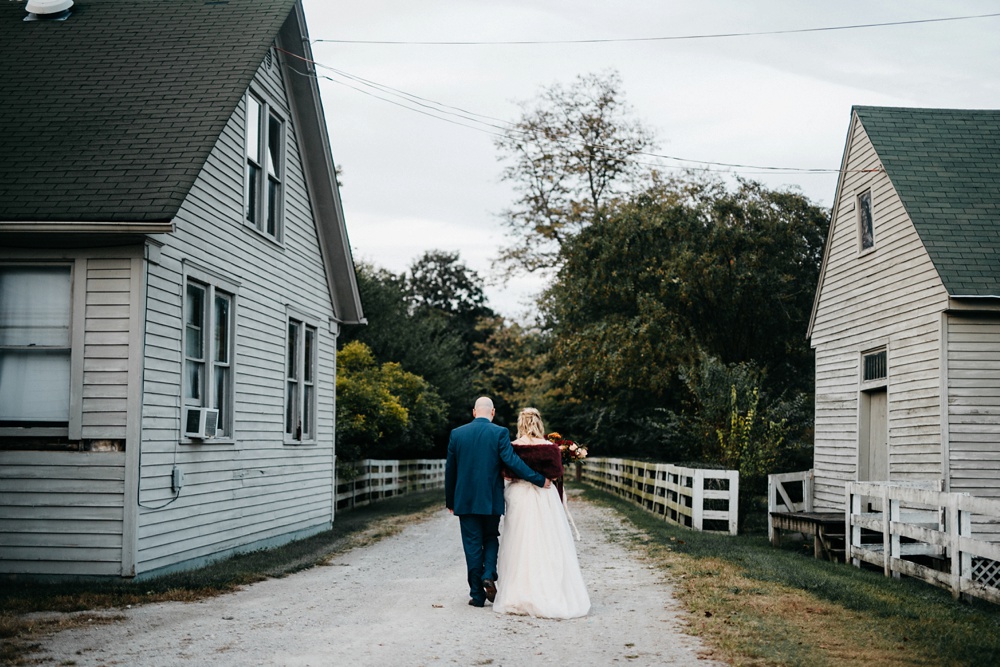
[{"x1": 859, "y1": 388, "x2": 888, "y2": 510}]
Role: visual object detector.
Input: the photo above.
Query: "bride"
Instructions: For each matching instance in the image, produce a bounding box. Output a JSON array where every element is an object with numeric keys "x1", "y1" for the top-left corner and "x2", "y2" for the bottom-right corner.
[{"x1": 493, "y1": 408, "x2": 590, "y2": 619}]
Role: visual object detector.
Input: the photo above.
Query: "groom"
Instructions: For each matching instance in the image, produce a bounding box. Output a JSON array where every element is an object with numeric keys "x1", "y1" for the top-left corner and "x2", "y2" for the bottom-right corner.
[{"x1": 445, "y1": 396, "x2": 550, "y2": 607}]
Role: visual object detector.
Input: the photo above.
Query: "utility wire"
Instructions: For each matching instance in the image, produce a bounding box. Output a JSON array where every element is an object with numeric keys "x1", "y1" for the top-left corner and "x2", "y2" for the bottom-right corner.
[
  {"x1": 313, "y1": 12, "x2": 1000, "y2": 45},
  {"x1": 281, "y1": 49, "x2": 855, "y2": 176}
]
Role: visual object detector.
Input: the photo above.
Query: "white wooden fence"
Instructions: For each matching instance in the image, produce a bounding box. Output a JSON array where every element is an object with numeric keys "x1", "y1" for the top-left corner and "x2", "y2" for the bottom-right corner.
[
  {"x1": 581, "y1": 457, "x2": 739, "y2": 535},
  {"x1": 335, "y1": 459, "x2": 446, "y2": 511},
  {"x1": 847, "y1": 480, "x2": 1000, "y2": 604},
  {"x1": 767, "y1": 469, "x2": 814, "y2": 542}
]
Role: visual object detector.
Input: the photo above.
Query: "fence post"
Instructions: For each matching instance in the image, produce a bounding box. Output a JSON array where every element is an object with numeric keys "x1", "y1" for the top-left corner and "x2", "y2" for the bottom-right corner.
[
  {"x1": 805, "y1": 470, "x2": 814, "y2": 512},
  {"x1": 729, "y1": 470, "x2": 739, "y2": 536},
  {"x1": 889, "y1": 496, "x2": 900, "y2": 579},
  {"x1": 948, "y1": 494, "x2": 961, "y2": 599},
  {"x1": 848, "y1": 483, "x2": 860, "y2": 568},
  {"x1": 767, "y1": 474, "x2": 777, "y2": 544},
  {"x1": 882, "y1": 485, "x2": 891, "y2": 577},
  {"x1": 692, "y1": 469, "x2": 705, "y2": 531}
]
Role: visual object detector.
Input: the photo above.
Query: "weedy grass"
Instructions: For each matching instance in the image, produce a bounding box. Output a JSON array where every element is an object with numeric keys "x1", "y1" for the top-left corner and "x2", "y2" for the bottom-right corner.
[
  {"x1": 0, "y1": 490, "x2": 442, "y2": 666},
  {"x1": 581, "y1": 485, "x2": 1000, "y2": 667}
]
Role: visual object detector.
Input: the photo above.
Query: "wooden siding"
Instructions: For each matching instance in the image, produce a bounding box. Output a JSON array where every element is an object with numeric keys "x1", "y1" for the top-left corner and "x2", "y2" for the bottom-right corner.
[
  {"x1": 947, "y1": 316, "x2": 1000, "y2": 500},
  {"x1": 0, "y1": 451, "x2": 126, "y2": 576},
  {"x1": 136, "y1": 50, "x2": 338, "y2": 576},
  {"x1": 810, "y1": 115, "x2": 949, "y2": 511}
]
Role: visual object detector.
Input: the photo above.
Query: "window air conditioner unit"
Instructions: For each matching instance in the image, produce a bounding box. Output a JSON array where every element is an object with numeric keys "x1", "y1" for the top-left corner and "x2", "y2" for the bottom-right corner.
[{"x1": 185, "y1": 407, "x2": 219, "y2": 439}]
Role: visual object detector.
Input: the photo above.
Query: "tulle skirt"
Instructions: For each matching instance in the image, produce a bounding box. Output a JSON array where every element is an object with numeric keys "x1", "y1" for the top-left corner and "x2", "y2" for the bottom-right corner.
[{"x1": 493, "y1": 480, "x2": 590, "y2": 619}]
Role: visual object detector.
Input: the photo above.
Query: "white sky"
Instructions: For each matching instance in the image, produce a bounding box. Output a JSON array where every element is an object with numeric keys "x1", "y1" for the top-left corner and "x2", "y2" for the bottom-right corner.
[{"x1": 299, "y1": 1, "x2": 1000, "y2": 320}]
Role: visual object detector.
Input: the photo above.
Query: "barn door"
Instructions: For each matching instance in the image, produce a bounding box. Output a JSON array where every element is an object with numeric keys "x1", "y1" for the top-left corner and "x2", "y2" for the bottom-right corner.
[{"x1": 859, "y1": 388, "x2": 888, "y2": 510}]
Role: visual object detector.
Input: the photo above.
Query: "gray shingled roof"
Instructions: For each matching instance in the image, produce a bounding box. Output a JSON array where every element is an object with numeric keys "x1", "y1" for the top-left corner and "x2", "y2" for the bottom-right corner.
[
  {"x1": 0, "y1": 0, "x2": 296, "y2": 222},
  {"x1": 855, "y1": 106, "x2": 1000, "y2": 297}
]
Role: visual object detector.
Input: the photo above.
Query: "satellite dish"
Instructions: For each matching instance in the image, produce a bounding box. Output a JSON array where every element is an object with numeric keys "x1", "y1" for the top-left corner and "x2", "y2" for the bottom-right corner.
[{"x1": 25, "y1": 0, "x2": 74, "y2": 16}]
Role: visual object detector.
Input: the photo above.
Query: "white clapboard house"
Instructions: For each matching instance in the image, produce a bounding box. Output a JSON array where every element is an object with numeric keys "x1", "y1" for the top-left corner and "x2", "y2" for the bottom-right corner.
[
  {"x1": 808, "y1": 106, "x2": 1000, "y2": 514},
  {"x1": 0, "y1": 0, "x2": 364, "y2": 578}
]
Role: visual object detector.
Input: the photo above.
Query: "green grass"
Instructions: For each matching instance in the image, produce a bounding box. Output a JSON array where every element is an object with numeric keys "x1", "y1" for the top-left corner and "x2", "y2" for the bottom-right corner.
[{"x1": 581, "y1": 485, "x2": 1000, "y2": 667}]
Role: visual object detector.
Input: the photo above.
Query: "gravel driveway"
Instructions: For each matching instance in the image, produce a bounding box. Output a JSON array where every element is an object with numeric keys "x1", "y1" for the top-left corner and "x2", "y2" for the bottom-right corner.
[{"x1": 26, "y1": 491, "x2": 725, "y2": 666}]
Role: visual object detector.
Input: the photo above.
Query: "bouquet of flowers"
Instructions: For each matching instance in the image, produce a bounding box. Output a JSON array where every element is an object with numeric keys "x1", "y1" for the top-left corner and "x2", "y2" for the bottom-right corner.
[{"x1": 547, "y1": 432, "x2": 588, "y2": 466}]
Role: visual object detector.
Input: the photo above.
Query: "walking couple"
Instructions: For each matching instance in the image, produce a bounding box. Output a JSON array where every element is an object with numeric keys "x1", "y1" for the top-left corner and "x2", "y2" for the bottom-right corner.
[{"x1": 445, "y1": 396, "x2": 590, "y2": 619}]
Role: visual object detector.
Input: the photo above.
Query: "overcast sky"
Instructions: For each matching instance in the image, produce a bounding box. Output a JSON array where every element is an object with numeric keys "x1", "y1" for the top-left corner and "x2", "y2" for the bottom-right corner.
[{"x1": 298, "y1": 1, "x2": 1000, "y2": 320}]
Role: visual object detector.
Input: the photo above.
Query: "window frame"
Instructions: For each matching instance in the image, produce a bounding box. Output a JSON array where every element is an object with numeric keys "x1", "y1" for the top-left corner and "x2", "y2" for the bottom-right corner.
[
  {"x1": 284, "y1": 309, "x2": 319, "y2": 446},
  {"x1": 0, "y1": 261, "x2": 81, "y2": 438},
  {"x1": 182, "y1": 265, "x2": 238, "y2": 444},
  {"x1": 244, "y1": 88, "x2": 286, "y2": 244},
  {"x1": 857, "y1": 189, "x2": 875, "y2": 254},
  {"x1": 859, "y1": 342, "x2": 889, "y2": 392}
]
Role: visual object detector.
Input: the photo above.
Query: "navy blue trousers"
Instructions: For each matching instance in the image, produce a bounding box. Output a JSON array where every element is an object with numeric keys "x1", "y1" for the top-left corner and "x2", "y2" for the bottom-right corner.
[{"x1": 458, "y1": 514, "x2": 501, "y2": 604}]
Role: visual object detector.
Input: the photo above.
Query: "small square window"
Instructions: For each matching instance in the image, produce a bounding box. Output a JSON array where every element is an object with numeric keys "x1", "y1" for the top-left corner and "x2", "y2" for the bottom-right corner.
[
  {"x1": 862, "y1": 349, "x2": 887, "y2": 383},
  {"x1": 858, "y1": 190, "x2": 874, "y2": 251}
]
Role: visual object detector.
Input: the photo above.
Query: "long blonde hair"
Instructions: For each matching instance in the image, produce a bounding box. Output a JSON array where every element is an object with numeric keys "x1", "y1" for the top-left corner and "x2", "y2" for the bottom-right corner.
[{"x1": 516, "y1": 408, "x2": 546, "y2": 440}]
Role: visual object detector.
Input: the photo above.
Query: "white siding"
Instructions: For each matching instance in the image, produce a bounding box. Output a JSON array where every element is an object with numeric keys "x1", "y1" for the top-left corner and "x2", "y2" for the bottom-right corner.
[
  {"x1": 0, "y1": 451, "x2": 126, "y2": 576},
  {"x1": 0, "y1": 249, "x2": 141, "y2": 576},
  {"x1": 136, "y1": 51, "x2": 338, "y2": 575},
  {"x1": 947, "y1": 316, "x2": 1000, "y2": 498},
  {"x1": 810, "y1": 115, "x2": 949, "y2": 510}
]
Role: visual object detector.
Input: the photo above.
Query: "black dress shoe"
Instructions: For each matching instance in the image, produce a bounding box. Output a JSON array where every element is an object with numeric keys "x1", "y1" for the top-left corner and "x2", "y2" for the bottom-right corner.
[
  {"x1": 468, "y1": 599, "x2": 485, "y2": 607},
  {"x1": 483, "y1": 579, "x2": 497, "y2": 603}
]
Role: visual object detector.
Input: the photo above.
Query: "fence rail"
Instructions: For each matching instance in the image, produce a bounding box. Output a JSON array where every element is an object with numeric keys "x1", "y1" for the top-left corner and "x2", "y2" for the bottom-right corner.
[
  {"x1": 581, "y1": 457, "x2": 739, "y2": 535},
  {"x1": 335, "y1": 458, "x2": 446, "y2": 511},
  {"x1": 847, "y1": 480, "x2": 1000, "y2": 604}
]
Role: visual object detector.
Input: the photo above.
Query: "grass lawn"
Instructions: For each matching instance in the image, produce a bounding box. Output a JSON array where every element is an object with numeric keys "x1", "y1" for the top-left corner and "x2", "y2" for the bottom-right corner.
[{"x1": 580, "y1": 485, "x2": 1000, "y2": 667}]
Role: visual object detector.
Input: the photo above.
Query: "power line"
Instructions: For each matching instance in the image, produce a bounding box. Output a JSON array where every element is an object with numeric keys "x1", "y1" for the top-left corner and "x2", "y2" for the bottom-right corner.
[
  {"x1": 281, "y1": 49, "x2": 850, "y2": 176},
  {"x1": 313, "y1": 12, "x2": 1000, "y2": 46}
]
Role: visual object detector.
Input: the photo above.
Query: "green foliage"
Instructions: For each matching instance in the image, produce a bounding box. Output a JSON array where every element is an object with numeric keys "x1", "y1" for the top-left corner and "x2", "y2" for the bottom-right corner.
[
  {"x1": 540, "y1": 175, "x2": 827, "y2": 459},
  {"x1": 339, "y1": 261, "x2": 472, "y2": 431},
  {"x1": 335, "y1": 341, "x2": 447, "y2": 461}
]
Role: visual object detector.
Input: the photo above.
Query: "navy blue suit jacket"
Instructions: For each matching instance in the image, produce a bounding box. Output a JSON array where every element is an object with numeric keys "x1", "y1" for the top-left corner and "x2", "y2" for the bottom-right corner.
[{"x1": 445, "y1": 417, "x2": 546, "y2": 515}]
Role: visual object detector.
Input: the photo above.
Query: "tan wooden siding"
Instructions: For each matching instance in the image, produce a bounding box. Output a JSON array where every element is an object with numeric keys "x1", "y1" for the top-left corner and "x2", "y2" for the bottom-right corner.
[
  {"x1": 811, "y1": 115, "x2": 949, "y2": 511},
  {"x1": 0, "y1": 451, "x2": 126, "y2": 576},
  {"x1": 948, "y1": 317, "x2": 1000, "y2": 512},
  {"x1": 136, "y1": 51, "x2": 338, "y2": 576}
]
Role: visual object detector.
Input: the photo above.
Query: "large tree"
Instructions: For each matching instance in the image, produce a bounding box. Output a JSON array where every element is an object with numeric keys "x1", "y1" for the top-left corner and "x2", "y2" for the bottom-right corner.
[
  {"x1": 542, "y1": 176, "x2": 829, "y2": 457},
  {"x1": 494, "y1": 70, "x2": 656, "y2": 273}
]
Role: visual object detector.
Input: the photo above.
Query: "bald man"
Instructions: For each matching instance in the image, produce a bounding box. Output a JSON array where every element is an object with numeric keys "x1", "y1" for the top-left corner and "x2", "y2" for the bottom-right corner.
[{"x1": 445, "y1": 396, "x2": 550, "y2": 607}]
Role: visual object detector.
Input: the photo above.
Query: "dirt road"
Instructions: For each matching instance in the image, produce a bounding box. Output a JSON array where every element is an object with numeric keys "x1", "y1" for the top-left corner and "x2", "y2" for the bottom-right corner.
[{"x1": 25, "y1": 491, "x2": 725, "y2": 666}]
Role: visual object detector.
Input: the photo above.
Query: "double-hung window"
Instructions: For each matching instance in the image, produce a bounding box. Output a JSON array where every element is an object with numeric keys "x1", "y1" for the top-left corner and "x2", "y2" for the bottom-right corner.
[
  {"x1": 285, "y1": 316, "x2": 318, "y2": 443},
  {"x1": 245, "y1": 91, "x2": 285, "y2": 241},
  {"x1": 0, "y1": 265, "x2": 72, "y2": 429},
  {"x1": 183, "y1": 275, "x2": 235, "y2": 439}
]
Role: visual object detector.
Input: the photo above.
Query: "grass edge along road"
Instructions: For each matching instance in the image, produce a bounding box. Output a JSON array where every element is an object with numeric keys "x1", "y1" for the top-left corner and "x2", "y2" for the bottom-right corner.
[
  {"x1": 4, "y1": 486, "x2": 1000, "y2": 666},
  {"x1": 580, "y1": 486, "x2": 1000, "y2": 667}
]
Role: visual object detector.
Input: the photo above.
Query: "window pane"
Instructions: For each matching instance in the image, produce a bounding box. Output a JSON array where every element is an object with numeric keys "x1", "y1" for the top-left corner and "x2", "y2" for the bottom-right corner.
[
  {"x1": 859, "y1": 191, "x2": 874, "y2": 250},
  {"x1": 215, "y1": 365, "x2": 229, "y2": 435},
  {"x1": 0, "y1": 266, "x2": 71, "y2": 347},
  {"x1": 214, "y1": 294, "x2": 230, "y2": 363},
  {"x1": 287, "y1": 321, "x2": 299, "y2": 380},
  {"x1": 267, "y1": 114, "x2": 281, "y2": 178},
  {"x1": 246, "y1": 95, "x2": 261, "y2": 160},
  {"x1": 0, "y1": 350, "x2": 70, "y2": 421},
  {"x1": 266, "y1": 177, "x2": 279, "y2": 237},
  {"x1": 246, "y1": 163, "x2": 261, "y2": 226},
  {"x1": 185, "y1": 284, "x2": 205, "y2": 359},
  {"x1": 303, "y1": 385, "x2": 314, "y2": 439},
  {"x1": 185, "y1": 360, "x2": 204, "y2": 401},
  {"x1": 304, "y1": 327, "x2": 315, "y2": 383},
  {"x1": 286, "y1": 380, "x2": 299, "y2": 436}
]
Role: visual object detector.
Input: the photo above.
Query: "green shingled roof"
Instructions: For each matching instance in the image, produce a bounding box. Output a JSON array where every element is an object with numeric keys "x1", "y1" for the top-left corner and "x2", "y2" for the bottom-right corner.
[
  {"x1": 855, "y1": 106, "x2": 1000, "y2": 297},
  {"x1": 0, "y1": 0, "x2": 297, "y2": 223}
]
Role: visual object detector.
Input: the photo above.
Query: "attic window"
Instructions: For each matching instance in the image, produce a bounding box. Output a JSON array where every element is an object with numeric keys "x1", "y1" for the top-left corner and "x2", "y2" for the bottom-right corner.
[
  {"x1": 858, "y1": 190, "x2": 874, "y2": 251},
  {"x1": 245, "y1": 92, "x2": 285, "y2": 241},
  {"x1": 862, "y1": 349, "x2": 887, "y2": 383}
]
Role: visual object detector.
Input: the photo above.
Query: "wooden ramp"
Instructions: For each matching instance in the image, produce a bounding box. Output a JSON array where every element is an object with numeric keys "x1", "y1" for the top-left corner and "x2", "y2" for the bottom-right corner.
[{"x1": 770, "y1": 511, "x2": 846, "y2": 562}]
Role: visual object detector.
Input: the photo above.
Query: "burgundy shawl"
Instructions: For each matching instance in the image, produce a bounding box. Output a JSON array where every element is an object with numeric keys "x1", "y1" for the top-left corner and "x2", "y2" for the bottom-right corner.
[{"x1": 507, "y1": 443, "x2": 565, "y2": 499}]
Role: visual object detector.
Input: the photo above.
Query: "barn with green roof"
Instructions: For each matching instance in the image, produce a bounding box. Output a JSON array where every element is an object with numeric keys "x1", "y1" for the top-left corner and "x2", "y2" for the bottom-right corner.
[{"x1": 807, "y1": 106, "x2": 1000, "y2": 519}]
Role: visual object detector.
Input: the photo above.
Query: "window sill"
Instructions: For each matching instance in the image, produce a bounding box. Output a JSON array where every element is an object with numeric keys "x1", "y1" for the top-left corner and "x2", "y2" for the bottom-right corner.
[
  {"x1": 243, "y1": 222, "x2": 285, "y2": 249},
  {"x1": 181, "y1": 437, "x2": 235, "y2": 445},
  {"x1": 284, "y1": 438, "x2": 318, "y2": 447}
]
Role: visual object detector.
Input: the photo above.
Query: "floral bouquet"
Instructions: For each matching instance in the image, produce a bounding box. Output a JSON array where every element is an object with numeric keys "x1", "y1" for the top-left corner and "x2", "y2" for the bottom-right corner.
[{"x1": 547, "y1": 432, "x2": 588, "y2": 466}]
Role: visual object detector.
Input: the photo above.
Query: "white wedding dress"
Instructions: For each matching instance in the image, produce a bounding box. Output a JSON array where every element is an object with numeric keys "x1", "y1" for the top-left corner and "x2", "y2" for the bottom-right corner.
[{"x1": 493, "y1": 480, "x2": 590, "y2": 618}]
